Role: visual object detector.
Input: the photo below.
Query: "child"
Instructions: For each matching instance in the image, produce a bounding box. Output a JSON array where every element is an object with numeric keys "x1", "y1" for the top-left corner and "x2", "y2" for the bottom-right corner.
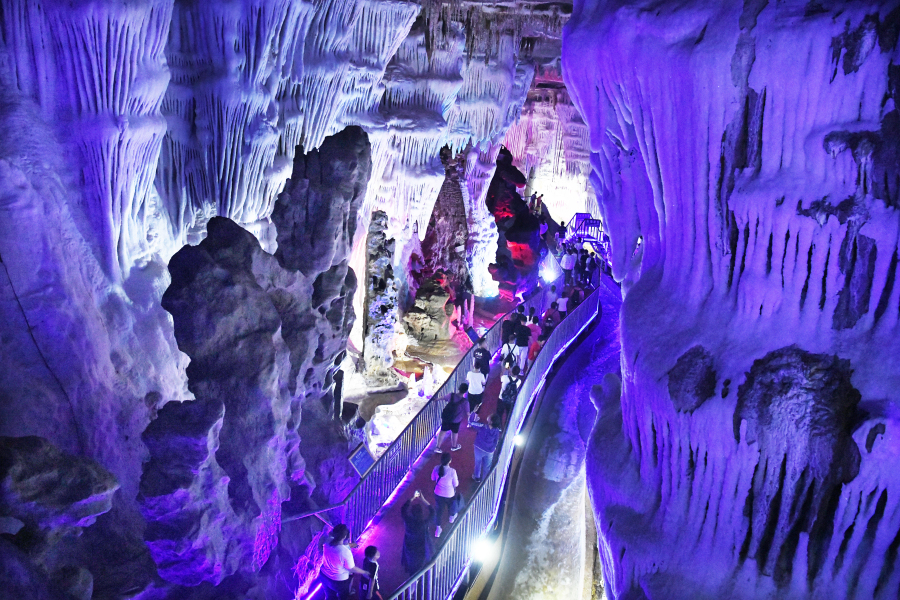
[{"x1": 358, "y1": 545, "x2": 383, "y2": 600}]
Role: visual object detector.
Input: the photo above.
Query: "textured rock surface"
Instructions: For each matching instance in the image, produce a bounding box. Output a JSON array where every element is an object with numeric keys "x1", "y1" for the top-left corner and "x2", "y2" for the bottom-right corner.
[
  {"x1": 362, "y1": 210, "x2": 402, "y2": 387},
  {"x1": 0, "y1": 436, "x2": 117, "y2": 600},
  {"x1": 151, "y1": 127, "x2": 369, "y2": 586},
  {"x1": 566, "y1": 0, "x2": 900, "y2": 598},
  {"x1": 0, "y1": 436, "x2": 119, "y2": 532},
  {"x1": 667, "y1": 345, "x2": 717, "y2": 413}
]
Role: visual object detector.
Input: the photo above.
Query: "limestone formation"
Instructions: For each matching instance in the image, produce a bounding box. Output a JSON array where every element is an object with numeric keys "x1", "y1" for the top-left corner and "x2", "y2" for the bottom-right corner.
[{"x1": 150, "y1": 127, "x2": 370, "y2": 586}]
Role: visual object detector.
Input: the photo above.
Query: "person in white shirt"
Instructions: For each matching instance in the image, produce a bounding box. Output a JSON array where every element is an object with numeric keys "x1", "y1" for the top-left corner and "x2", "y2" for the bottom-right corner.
[
  {"x1": 544, "y1": 284, "x2": 558, "y2": 313},
  {"x1": 561, "y1": 250, "x2": 577, "y2": 285},
  {"x1": 318, "y1": 524, "x2": 369, "y2": 600},
  {"x1": 557, "y1": 291, "x2": 570, "y2": 318},
  {"x1": 465, "y1": 364, "x2": 487, "y2": 420},
  {"x1": 431, "y1": 453, "x2": 460, "y2": 537}
]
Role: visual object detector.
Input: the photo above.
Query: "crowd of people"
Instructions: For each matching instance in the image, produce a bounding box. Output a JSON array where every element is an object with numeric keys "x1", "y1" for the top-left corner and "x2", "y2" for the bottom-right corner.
[{"x1": 312, "y1": 224, "x2": 606, "y2": 600}]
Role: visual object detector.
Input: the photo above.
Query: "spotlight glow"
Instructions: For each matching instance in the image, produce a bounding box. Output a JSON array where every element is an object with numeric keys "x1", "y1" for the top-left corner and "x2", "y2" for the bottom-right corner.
[
  {"x1": 514, "y1": 434, "x2": 525, "y2": 447},
  {"x1": 472, "y1": 537, "x2": 498, "y2": 563},
  {"x1": 539, "y1": 252, "x2": 563, "y2": 283}
]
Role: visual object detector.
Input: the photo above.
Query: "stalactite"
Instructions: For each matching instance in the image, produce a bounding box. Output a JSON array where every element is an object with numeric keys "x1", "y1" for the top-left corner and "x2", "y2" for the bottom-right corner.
[{"x1": 0, "y1": 0, "x2": 172, "y2": 279}]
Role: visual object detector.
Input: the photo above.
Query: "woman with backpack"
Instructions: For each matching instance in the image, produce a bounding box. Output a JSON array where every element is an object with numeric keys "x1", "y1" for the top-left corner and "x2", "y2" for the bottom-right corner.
[
  {"x1": 497, "y1": 366, "x2": 521, "y2": 427},
  {"x1": 431, "y1": 453, "x2": 460, "y2": 537},
  {"x1": 435, "y1": 383, "x2": 469, "y2": 453}
]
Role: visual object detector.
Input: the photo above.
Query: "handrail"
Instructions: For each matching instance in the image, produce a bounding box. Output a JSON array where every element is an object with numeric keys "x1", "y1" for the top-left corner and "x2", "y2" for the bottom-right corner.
[
  {"x1": 387, "y1": 282, "x2": 603, "y2": 600},
  {"x1": 285, "y1": 279, "x2": 561, "y2": 536}
]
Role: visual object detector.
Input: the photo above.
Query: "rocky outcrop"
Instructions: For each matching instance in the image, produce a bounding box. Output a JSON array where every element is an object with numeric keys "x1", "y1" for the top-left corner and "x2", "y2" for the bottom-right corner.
[
  {"x1": 404, "y1": 277, "x2": 454, "y2": 342},
  {"x1": 0, "y1": 436, "x2": 118, "y2": 600},
  {"x1": 420, "y1": 151, "x2": 471, "y2": 297},
  {"x1": 485, "y1": 147, "x2": 544, "y2": 295},
  {"x1": 150, "y1": 127, "x2": 370, "y2": 586},
  {"x1": 139, "y1": 399, "x2": 238, "y2": 585}
]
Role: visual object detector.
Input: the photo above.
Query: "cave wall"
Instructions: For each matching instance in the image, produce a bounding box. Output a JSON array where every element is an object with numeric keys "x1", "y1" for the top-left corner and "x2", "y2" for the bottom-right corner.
[
  {"x1": 0, "y1": 0, "x2": 572, "y2": 596},
  {"x1": 565, "y1": 1, "x2": 900, "y2": 598}
]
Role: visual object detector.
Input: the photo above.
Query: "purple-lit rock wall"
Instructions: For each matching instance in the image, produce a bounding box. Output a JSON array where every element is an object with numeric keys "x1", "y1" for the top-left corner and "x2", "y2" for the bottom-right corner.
[
  {"x1": 565, "y1": 1, "x2": 900, "y2": 598},
  {"x1": 150, "y1": 127, "x2": 369, "y2": 587}
]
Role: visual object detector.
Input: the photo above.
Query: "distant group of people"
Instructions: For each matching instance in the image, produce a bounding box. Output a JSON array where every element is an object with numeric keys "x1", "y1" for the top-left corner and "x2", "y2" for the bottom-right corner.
[{"x1": 558, "y1": 243, "x2": 602, "y2": 287}]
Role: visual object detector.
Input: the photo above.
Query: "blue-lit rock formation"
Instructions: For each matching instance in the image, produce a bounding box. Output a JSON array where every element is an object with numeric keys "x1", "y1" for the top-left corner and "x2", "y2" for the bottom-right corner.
[
  {"x1": 565, "y1": 1, "x2": 900, "y2": 598},
  {"x1": 148, "y1": 127, "x2": 369, "y2": 587}
]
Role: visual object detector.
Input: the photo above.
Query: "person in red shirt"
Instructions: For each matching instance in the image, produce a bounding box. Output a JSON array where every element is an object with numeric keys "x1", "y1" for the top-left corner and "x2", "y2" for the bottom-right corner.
[{"x1": 526, "y1": 334, "x2": 547, "y2": 372}]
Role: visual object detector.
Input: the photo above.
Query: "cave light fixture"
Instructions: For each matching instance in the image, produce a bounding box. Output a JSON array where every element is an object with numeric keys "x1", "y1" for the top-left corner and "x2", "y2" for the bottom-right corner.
[
  {"x1": 513, "y1": 434, "x2": 525, "y2": 447},
  {"x1": 539, "y1": 252, "x2": 563, "y2": 283},
  {"x1": 471, "y1": 536, "x2": 499, "y2": 563},
  {"x1": 301, "y1": 582, "x2": 322, "y2": 600}
]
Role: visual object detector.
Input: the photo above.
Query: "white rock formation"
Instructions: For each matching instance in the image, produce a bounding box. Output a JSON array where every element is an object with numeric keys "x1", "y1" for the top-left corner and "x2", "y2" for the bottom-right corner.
[
  {"x1": 565, "y1": 1, "x2": 900, "y2": 598},
  {"x1": 504, "y1": 68, "x2": 597, "y2": 225}
]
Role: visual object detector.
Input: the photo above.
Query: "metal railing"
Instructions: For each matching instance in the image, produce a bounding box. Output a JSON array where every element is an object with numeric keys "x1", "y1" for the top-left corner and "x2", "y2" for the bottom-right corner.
[
  {"x1": 287, "y1": 281, "x2": 561, "y2": 536},
  {"x1": 388, "y1": 283, "x2": 603, "y2": 600}
]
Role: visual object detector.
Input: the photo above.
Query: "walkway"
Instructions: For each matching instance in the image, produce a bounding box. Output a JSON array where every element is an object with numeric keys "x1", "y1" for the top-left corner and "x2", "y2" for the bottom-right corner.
[
  {"x1": 355, "y1": 347, "x2": 507, "y2": 594},
  {"x1": 484, "y1": 276, "x2": 621, "y2": 600},
  {"x1": 310, "y1": 281, "x2": 604, "y2": 599}
]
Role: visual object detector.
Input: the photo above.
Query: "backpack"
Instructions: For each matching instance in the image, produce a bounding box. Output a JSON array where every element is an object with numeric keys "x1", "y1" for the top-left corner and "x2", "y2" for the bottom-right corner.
[
  {"x1": 500, "y1": 378, "x2": 518, "y2": 405},
  {"x1": 441, "y1": 394, "x2": 458, "y2": 421}
]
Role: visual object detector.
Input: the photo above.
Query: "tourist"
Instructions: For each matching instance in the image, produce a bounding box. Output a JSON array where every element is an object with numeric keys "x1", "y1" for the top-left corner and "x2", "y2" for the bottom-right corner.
[
  {"x1": 500, "y1": 316, "x2": 517, "y2": 349},
  {"x1": 527, "y1": 315, "x2": 541, "y2": 340},
  {"x1": 473, "y1": 338, "x2": 491, "y2": 376},
  {"x1": 469, "y1": 414, "x2": 502, "y2": 482},
  {"x1": 466, "y1": 363, "x2": 487, "y2": 420},
  {"x1": 570, "y1": 286, "x2": 584, "y2": 310},
  {"x1": 559, "y1": 220, "x2": 567, "y2": 239},
  {"x1": 539, "y1": 217, "x2": 549, "y2": 239},
  {"x1": 435, "y1": 383, "x2": 469, "y2": 453},
  {"x1": 514, "y1": 314, "x2": 532, "y2": 371},
  {"x1": 586, "y1": 253, "x2": 598, "y2": 286},
  {"x1": 501, "y1": 333, "x2": 518, "y2": 368},
  {"x1": 318, "y1": 524, "x2": 369, "y2": 600},
  {"x1": 544, "y1": 284, "x2": 558, "y2": 313},
  {"x1": 557, "y1": 290, "x2": 570, "y2": 319},
  {"x1": 497, "y1": 366, "x2": 521, "y2": 427},
  {"x1": 542, "y1": 301, "x2": 561, "y2": 335},
  {"x1": 573, "y1": 252, "x2": 584, "y2": 285},
  {"x1": 560, "y1": 249, "x2": 577, "y2": 285},
  {"x1": 527, "y1": 333, "x2": 546, "y2": 372},
  {"x1": 358, "y1": 546, "x2": 382, "y2": 600},
  {"x1": 431, "y1": 453, "x2": 460, "y2": 537},
  {"x1": 401, "y1": 491, "x2": 434, "y2": 573}
]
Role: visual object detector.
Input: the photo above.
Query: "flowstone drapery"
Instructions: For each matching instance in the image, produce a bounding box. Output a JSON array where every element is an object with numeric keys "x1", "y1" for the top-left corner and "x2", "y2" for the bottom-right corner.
[{"x1": 565, "y1": 1, "x2": 900, "y2": 598}]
